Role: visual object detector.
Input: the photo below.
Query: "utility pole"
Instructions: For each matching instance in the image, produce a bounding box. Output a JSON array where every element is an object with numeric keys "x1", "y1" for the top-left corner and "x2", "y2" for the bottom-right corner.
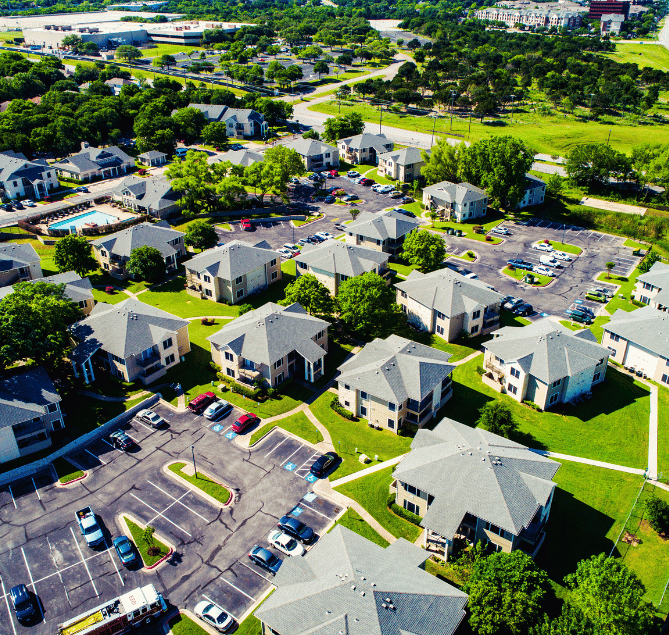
[
  {"x1": 191, "y1": 445, "x2": 197, "y2": 478},
  {"x1": 450, "y1": 90, "x2": 456, "y2": 130},
  {"x1": 379, "y1": 103, "x2": 383, "y2": 134},
  {"x1": 607, "y1": 128, "x2": 611, "y2": 145},
  {"x1": 468, "y1": 108, "x2": 473, "y2": 137},
  {"x1": 510, "y1": 93, "x2": 515, "y2": 124}
]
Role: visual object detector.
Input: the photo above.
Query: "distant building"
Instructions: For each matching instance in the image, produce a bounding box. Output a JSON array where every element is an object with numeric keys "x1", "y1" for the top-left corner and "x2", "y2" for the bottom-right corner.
[
  {"x1": 137, "y1": 150, "x2": 167, "y2": 167},
  {"x1": 338, "y1": 132, "x2": 393, "y2": 165},
  {"x1": 183, "y1": 104, "x2": 268, "y2": 139},
  {"x1": 601, "y1": 13, "x2": 625, "y2": 34},
  {"x1": 282, "y1": 138, "x2": 339, "y2": 172},
  {"x1": 344, "y1": 209, "x2": 421, "y2": 257},
  {"x1": 588, "y1": 0, "x2": 630, "y2": 19},
  {"x1": 517, "y1": 173, "x2": 546, "y2": 209},
  {"x1": 422, "y1": 181, "x2": 488, "y2": 222},
  {"x1": 213, "y1": 149, "x2": 264, "y2": 168},
  {"x1": 53, "y1": 142, "x2": 134, "y2": 182},
  {"x1": 0, "y1": 242, "x2": 42, "y2": 289},
  {"x1": 377, "y1": 146, "x2": 425, "y2": 182},
  {"x1": 111, "y1": 176, "x2": 182, "y2": 219},
  {"x1": 475, "y1": 6, "x2": 583, "y2": 27},
  {"x1": 0, "y1": 150, "x2": 59, "y2": 200}
]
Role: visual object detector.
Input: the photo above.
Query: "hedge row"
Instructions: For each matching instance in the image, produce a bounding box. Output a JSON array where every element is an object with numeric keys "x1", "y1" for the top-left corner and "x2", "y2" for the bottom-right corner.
[
  {"x1": 386, "y1": 493, "x2": 423, "y2": 526},
  {"x1": 330, "y1": 396, "x2": 356, "y2": 420},
  {"x1": 217, "y1": 373, "x2": 262, "y2": 399}
]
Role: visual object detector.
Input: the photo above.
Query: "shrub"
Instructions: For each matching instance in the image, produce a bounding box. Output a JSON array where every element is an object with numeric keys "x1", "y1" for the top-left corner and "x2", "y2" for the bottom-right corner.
[
  {"x1": 524, "y1": 400, "x2": 543, "y2": 412},
  {"x1": 485, "y1": 235, "x2": 493, "y2": 242},
  {"x1": 645, "y1": 494, "x2": 669, "y2": 535},
  {"x1": 238, "y1": 303, "x2": 253, "y2": 315},
  {"x1": 467, "y1": 251, "x2": 475, "y2": 258},
  {"x1": 231, "y1": 382, "x2": 262, "y2": 399},
  {"x1": 476, "y1": 366, "x2": 485, "y2": 376},
  {"x1": 330, "y1": 396, "x2": 356, "y2": 420},
  {"x1": 209, "y1": 361, "x2": 221, "y2": 372},
  {"x1": 386, "y1": 493, "x2": 423, "y2": 526}
]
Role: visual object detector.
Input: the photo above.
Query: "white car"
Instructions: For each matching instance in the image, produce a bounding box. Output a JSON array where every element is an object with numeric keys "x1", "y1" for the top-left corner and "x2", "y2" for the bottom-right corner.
[
  {"x1": 136, "y1": 409, "x2": 165, "y2": 428},
  {"x1": 316, "y1": 231, "x2": 333, "y2": 240},
  {"x1": 553, "y1": 251, "x2": 573, "y2": 262},
  {"x1": 268, "y1": 530, "x2": 305, "y2": 557},
  {"x1": 490, "y1": 226, "x2": 509, "y2": 235},
  {"x1": 23, "y1": 199, "x2": 36, "y2": 207},
  {"x1": 533, "y1": 242, "x2": 554, "y2": 252},
  {"x1": 540, "y1": 255, "x2": 560, "y2": 268},
  {"x1": 378, "y1": 185, "x2": 394, "y2": 194},
  {"x1": 277, "y1": 248, "x2": 293, "y2": 258},
  {"x1": 283, "y1": 243, "x2": 300, "y2": 253},
  {"x1": 533, "y1": 265, "x2": 556, "y2": 277},
  {"x1": 194, "y1": 600, "x2": 234, "y2": 633},
  {"x1": 346, "y1": 170, "x2": 360, "y2": 178}
]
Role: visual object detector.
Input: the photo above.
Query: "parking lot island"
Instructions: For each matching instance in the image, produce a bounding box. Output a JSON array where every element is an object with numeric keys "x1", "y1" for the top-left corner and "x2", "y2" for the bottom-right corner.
[
  {"x1": 119, "y1": 514, "x2": 173, "y2": 570},
  {"x1": 166, "y1": 461, "x2": 232, "y2": 507}
]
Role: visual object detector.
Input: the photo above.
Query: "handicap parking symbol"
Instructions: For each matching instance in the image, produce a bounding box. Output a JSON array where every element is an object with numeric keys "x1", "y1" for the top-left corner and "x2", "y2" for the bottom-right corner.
[
  {"x1": 284, "y1": 462, "x2": 297, "y2": 472},
  {"x1": 212, "y1": 424, "x2": 223, "y2": 432},
  {"x1": 304, "y1": 492, "x2": 317, "y2": 502},
  {"x1": 225, "y1": 430, "x2": 237, "y2": 440},
  {"x1": 541, "y1": 313, "x2": 550, "y2": 317},
  {"x1": 291, "y1": 506, "x2": 303, "y2": 516},
  {"x1": 305, "y1": 473, "x2": 318, "y2": 483}
]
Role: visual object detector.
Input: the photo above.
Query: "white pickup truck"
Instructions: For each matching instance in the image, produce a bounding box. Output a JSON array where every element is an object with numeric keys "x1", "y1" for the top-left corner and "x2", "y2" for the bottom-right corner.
[{"x1": 76, "y1": 506, "x2": 104, "y2": 547}]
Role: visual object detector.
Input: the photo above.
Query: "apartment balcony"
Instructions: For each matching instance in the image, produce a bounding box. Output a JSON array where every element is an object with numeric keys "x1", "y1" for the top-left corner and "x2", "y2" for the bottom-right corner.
[
  {"x1": 239, "y1": 367, "x2": 262, "y2": 382},
  {"x1": 484, "y1": 360, "x2": 504, "y2": 376},
  {"x1": 483, "y1": 311, "x2": 500, "y2": 328},
  {"x1": 136, "y1": 352, "x2": 161, "y2": 368}
]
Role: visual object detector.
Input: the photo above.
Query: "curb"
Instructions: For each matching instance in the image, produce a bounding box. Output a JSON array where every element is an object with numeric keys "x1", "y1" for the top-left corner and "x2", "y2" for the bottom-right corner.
[
  {"x1": 50, "y1": 461, "x2": 88, "y2": 487},
  {"x1": 163, "y1": 461, "x2": 234, "y2": 509},
  {"x1": 117, "y1": 513, "x2": 175, "y2": 572},
  {"x1": 242, "y1": 423, "x2": 324, "y2": 453}
]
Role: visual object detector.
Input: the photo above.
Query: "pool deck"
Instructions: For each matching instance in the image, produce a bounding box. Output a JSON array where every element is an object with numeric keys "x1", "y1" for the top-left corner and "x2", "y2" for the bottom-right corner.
[{"x1": 40, "y1": 205, "x2": 137, "y2": 234}]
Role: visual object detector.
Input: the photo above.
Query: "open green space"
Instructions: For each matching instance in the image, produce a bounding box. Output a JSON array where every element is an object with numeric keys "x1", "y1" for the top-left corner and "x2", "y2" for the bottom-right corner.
[
  {"x1": 657, "y1": 386, "x2": 669, "y2": 479},
  {"x1": 52, "y1": 457, "x2": 84, "y2": 484},
  {"x1": 249, "y1": 411, "x2": 323, "y2": 446},
  {"x1": 597, "y1": 267, "x2": 642, "y2": 313},
  {"x1": 168, "y1": 614, "x2": 210, "y2": 635},
  {"x1": 589, "y1": 315, "x2": 612, "y2": 342},
  {"x1": 427, "y1": 334, "x2": 479, "y2": 363},
  {"x1": 437, "y1": 355, "x2": 650, "y2": 468},
  {"x1": 602, "y1": 44, "x2": 669, "y2": 72},
  {"x1": 388, "y1": 261, "x2": 418, "y2": 278},
  {"x1": 90, "y1": 287, "x2": 128, "y2": 305},
  {"x1": 429, "y1": 218, "x2": 504, "y2": 244},
  {"x1": 168, "y1": 462, "x2": 231, "y2": 505},
  {"x1": 310, "y1": 393, "x2": 413, "y2": 479},
  {"x1": 503, "y1": 265, "x2": 553, "y2": 287},
  {"x1": 334, "y1": 508, "x2": 390, "y2": 547},
  {"x1": 624, "y1": 238, "x2": 648, "y2": 251},
  {"x1": 547, "y1": 240, "x2": 582, "y2": 255},
  {"x1": 124, "y1": 516, "x2": 170, "y2": 567},
  {"x1": 334, "y1": 466, "x2": 422, "y2": 542}
]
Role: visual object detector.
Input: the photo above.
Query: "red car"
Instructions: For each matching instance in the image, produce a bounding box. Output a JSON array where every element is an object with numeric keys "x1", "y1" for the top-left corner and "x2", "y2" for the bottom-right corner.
[
  {"x1": 188, "y1": 391, "x2": 216, "y2": 414},
  {"x1": 360, "y1": 178, "x2": 374, "y2": 186},
  {"x1": 240, "y1": 219, "x2": 253, "y2": 231},
  {"x1": 328, "y1": 169, "x2": 338, "y2": 177},
  {"x1": 232, "y1": 412, "x2": 260, "y2": 434}
]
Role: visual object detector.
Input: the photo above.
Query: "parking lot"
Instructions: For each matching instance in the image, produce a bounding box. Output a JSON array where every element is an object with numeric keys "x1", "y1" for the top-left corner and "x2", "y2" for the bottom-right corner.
[
  {"x1": 446, "y1": 218, "x2": 642, "y2": 319},
  {"x1": 0, "y1": 399, "x2": 343, "y2": 635}
]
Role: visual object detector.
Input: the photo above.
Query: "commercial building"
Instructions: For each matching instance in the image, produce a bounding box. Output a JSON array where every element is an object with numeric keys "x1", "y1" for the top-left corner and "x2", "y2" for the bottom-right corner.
[
  {"x1": 475, "y1": 6, "x2": 583, "y2": 27},
  {"x1": 588, "y1": 0, "x2": 630, "y2": 19}
]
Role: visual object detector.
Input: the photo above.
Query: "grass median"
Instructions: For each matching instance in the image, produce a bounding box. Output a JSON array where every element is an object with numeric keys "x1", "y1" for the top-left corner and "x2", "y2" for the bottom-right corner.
[
  {"x1": 52, "y1": 457, "x2": 84, "y2": 484},
  {"x1": 503, "y1": 265, "x2": 553, "y2": 287},
  {"x1": 124, "y1": 517, "x2": 169, "y2": 567},
  {"x1": 168, "y1": 462, "x2": 231, "y2": 505},
  {"x1": 249, "y1": 411, "x2": 323, "y2": 446},
  {"x1": 548, "y1": 240, "x2": 583, "y2": 255}
]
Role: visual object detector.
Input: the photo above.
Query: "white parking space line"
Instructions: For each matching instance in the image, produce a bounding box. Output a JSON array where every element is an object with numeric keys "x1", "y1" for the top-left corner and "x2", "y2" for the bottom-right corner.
[
  {"x1": 0, "y1": 576, "x2": 17, "y2": 635},
  {"x1": 85, "y1": 448, "x2": 106, "y2": 465},
  {"x1": 135, "y1": 419, "x2": 153, "y2": 432},
  {"x1": 295, "y1": 453, "x2": 319, "y2": 474},
  {"x1": 46, "y1": 536, "x2": 70, "y2": 604},
  {"x1": 217, "y1": 576, "x2": 255, "y2": 601},
  {"x1": 126, "y1": 434, "x2": 138, "y2": 443},
  {"x1": 298, "y1": 501, "x2": 336, "y2": 520},
  {"x1": 105, "y1": 542, "x2": 124, "y2": 586},
  {"x1": 70, "y1": 527, "x2": 99, "y2": 597},
  {"x1": 130, "y1": 493, "x2": 193, "y2": 537},
  {"x1": 147, "y1": 480, "x2": 210, "y2": 523},
  {"x1": 202, "y1": 594, "x2": 239, "y2": 622},
  {"x1": 30, "y1": 477, "x2": 41, "y2": 501},
  {"x1": 21, "y1": 548, "x2": 44, "y2": 621},
  {"x1": 7, "y1": 485, "x2": 16, "y2": 509},
  {"x1": 239, "y1": 562, "x2": 273, "y2": 583},
  {"x1": 264, "y1": 437, "x2": 288, "y2": 458},
  {"x1": 281, "y1": 444, "x2": 305, "y2": 465}
]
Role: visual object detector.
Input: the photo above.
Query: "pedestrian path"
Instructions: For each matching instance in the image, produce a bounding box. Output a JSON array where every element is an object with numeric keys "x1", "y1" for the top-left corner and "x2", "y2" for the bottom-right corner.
[
  {"x1": 81, "y1": 389, "x2": 152, "y2": 402},
  {"x1": 330, "y1": 454, "x2": 406, "y2": 488},
  {"x1": 529, "y1": 449, "x2": 646, "y2": 475}
]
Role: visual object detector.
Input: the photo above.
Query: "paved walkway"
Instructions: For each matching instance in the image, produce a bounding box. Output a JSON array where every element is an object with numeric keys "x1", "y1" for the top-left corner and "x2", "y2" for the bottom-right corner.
[
  {"x1": 81, "y1": 389, "x2": 152, "y2": 402},
  {"x1": 330, "y1": 454, "x2": 406, "y2": 488},
  {"x1": 529, "y1": 449, "x2": 646, "y2": 475}
]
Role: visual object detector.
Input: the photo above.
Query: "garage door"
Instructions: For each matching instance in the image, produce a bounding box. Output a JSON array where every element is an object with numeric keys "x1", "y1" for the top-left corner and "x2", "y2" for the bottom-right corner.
[
  {"x1": 247, "y1": 264, "x2": 267, "y2": 294},
  {"x1": 623, "y1": 344, "x2": 657, "y2": 374}
]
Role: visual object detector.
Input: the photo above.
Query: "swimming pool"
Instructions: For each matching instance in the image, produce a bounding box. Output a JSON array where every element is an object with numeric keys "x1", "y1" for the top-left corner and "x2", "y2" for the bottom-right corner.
[{"x1": 49, "y1": 210, "x2": 121, "y2": 231}]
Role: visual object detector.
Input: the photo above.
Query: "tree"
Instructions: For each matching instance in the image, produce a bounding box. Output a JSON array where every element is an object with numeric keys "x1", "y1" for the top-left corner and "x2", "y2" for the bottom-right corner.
[
  {"x1": 166, "y1": 152, "x2": 219, "y2": 214},
  {"x1": 172, "y1": 107, "x2": 208, "y2": 145},
  {"x1": 401, "y1": 230, "x2": 446, "y2": 273},
  {"x1": 605, "y1": 261, "x2": 615, "y2": 278},
  {"x1": 61, "y1": 34, "x2": 83, "y2": 50},
  {"x1": 639, "y1": 250, "x2": 661, "y2": 273},
  {"x1": 184, "y1": 220, "x2": 218, "y2": 251},
  {"x1": 466, "y1": 550, "x2": 549, "y2": 635},
  {"x1": 566, "y1": 144, "x2": 633, "y2": 187},
  {"x1": 115, "y1": 45, "x2": 142, "y2": 63},
  {"x1": 313, "y1": 60, "x2": 329, "y2": 79},
  {"x1": 460, "y1": 136, "x2": 535, "y2": 209},
  {"x1": 476, "y1": 401, "x2": 518, "y2": 438},
  {"x1": 545, "y1": 173, "x2": 563, "y2": 198},
  {"x1": 127, "y1": 246, "x2": 165, "y2": 282},
  {"x1": 54, "y1": 234, "x2": 97, "y2": 277},
  {"x1": 202, "y1": 122, "x2": 228, "y2": 147},
  {"x1": 644, "y1": 493, "x2": 669, "y2": 535},
  {"x1": 282, "y1": 274, "x2": 336, "y2": 318},
  {"x1": 323, "y1": 112, "x2": 364, "y2": 143},
  {"x1": 428, "y1": 210, "x2": 439, "y2": 227},
  {"x1": 564, "y1": 554, "x2": 654, "y2": 635},
  {"x1": 531, "y1": 603, "x2": 595, "y2": 635},
  {"x1": 349, "y1": 208, "x2": 360, "y2": 221},
  {"x1": 337, "y1": 272, "x2": 400, "y2": 338},
  {"x1": 0, "y1": 281, "x2": 80, "y2": 370},
  {"x1": 302, "y1": 129, "x2": 320, "y2": 140},
  {"x1": 152, "y1": 54, "x2": 176, "y2": 70},
  {"x1": 421, "y1": 138, "x2": 465, "y2": 185}
]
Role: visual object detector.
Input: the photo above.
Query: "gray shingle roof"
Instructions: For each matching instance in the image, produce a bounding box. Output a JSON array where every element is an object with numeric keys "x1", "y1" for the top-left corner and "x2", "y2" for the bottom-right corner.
[
  {"x1": 53, "y1": 145, "x2": 133, "y2": 174},
  {"x1": 0, "y1": 271, "x2": 93, "y2": 303},
  {"x1": 525, "y1": 172, "x2": 546, "y2": 191},
  {"x1": 346, "y1": 210, "x2": 421, "y2": 241},
  {"x1": 91, "y1": 222, "x2": 183, "y2": 259},
  {"x1": 184, "y1": 240, "x2": 276, "y2": 281},
  {"x1": 138, "y1": 150, "x2": 166, "y2": 160},
  {"x1": 337, "y1": 334, "x2": 454, "y2": 403},
  {"x1": 112, "y1": 176, "x2": 180, "y2": 212},
  {"x1": 422, "y1": 181, "x2": 486, "y2": 205},
  {"x1": 255, "y1": 525, "x2": 467, "y2": 635},
  {"x1": 604, "y1": 306, "x2": 669, "y2": 359},
  {"x1": 340, "y1": 132, "x2": 392, "y2": 153},
  {"x1": 393, "y1": 418, "x2": 559, "y2": 540},
  {"x1": 297, "y1": 241, "x2": 388, "y2": 277},
  {"x1": 70, "y1": 297, "x2": 188, "y2": 360},
  {"x1": 0, "y1": 242, "x2": 40, "y2": 274},
  {"x1": 214, "y1": 149, "x2": 264, "y2": 167},
  {"x1": 282, "y1": 138, "x2": 337, "y2": 157},
  {"x1": 396, "y1": 269, "x2": 502, "y2": 318},
  {"x1": 377, "y1": 146, "x2": 424, "y2": 166},
  {"x1": 636, "y1": 261, "x2": 669, "y2": 289},
  {"x1": 0, "y1": 152, "x2": 52, "y2": 185},
  {"x1": 207, "y1": 302, "x2": 329, "y2": 365},
  {"x1": 482, "y1": 318, "x2": 608, "y2": 384},
  {"x1": 0, "y1": 367, "x2": 61, "y2": 428},
  {"x1": 186, "y1": 103, "x2": 265, "y2": 125}
]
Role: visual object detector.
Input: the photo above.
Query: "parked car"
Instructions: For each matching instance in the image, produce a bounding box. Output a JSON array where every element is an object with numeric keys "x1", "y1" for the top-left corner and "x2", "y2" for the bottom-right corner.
[
  {"x1": 324, "y1": 195, "x2": 336, "y2": 203},
  {"x1": 507, "y1": 259, "x2": 533, "y2": 271},
  {"x1": 316, "y1": 232, "x2": 333, "y2": 240},
  {"x1": 283, "y1": 243, "x2": 301, "y2": 254},
  {"x1": 334, "y1": 223, "x2": 346, "y2": 231},
  {"x1": 378, "y1": 184, "x2": 395, "y2": 194},
  {"x1": 188, "y1": 391, "x2": 216, "y2": 414},
  {"x1": 539, "y1": 255, "x2": 562, "y2": 268},
  {"x1": 75, "y1": 186, "x2": 89, "y2": 193},
  {"x1": 240, "y1": 218, "x2": 253, "y2": 231},
  {"x1": 137, "y1": 409, "x2": 165, "y2": 428},
  {"x1": 342, "y1": 194, "x2": 359, "y2": 202},
  {"x1": 267, "y1": 530, "x2": 305, "y2": 556},
  {"x1": 310, "y1": 451, "x2": 338, "y2": 478},
  {"x1": 298, "y1": 238, "x2": 310, "y2": 246},
  {"x1": 194, "y1": 600, "x2": 235, "y2": 633},
  {"x1": 277, "y1": 248, "x2": 294, "y2": 258},
  {"x1": 309, "y1": 234, "x2": 324, "y2": 243},
  {"x1": 570, "y1": 313, "x2": 592, "y2": 325},
  {"x1": 553, "y1": 251, "x2": 573, "y2": 262},
  {"x1": 586, "y1": 292, "x2": 607, "y2": 302},
  {"x1": 204, "y1": 400, "x2": 232, "y2": 421},
  {"x1": 489, "y1": 226, "x2": 510, "y2": 235},
  {"x1": 231, "y1": 143, "x2": 244, "y2": 150},
  {"x1": 533, "y1": 242, "x2": 553, "y2": 252},
  {"x1": 9, "y1": 584, "x2": 36, "y2": 622},
  {"x1": 360, "y1": 178, "x2": 374, "y2": 186},
  {"x1": 389, "y1": 190, "x2": 403, "y2": 198},
  {"x1": 277, "y1": 515, "x2": 315, "y2": 544},
  {"x1": 248, "y1": 545, "x2": 282, "y2": 575},
  {"x1": 567, "y1": 307, "x2": 595, "y2": 320},
  {"x1": 328, "y1": 169, "x2": 338, "y2": 177},
  {"x1": 231, "y1": 412, "x2": 260, "y2": 434},
  {"x1": 346, "y1": 170, "x2": 360, "y2": 178},
  {"x1": 113, "y1": 535, "x2": 138, "y2": 566},
  {"x1": 13, "y1": 201, "x2": 24, "y2": 210},
  {"x1": 110, "y1": 430, "x2": 135, "y2": 451},
  {"x1": 533, "y1": 265, "x2": 556, "y2": 277},
  {"x1": 290, "y1": 177, "x2": 300, "y2": 184},
  {"x1": 23, "y1": 199, "x2": 36, "y2": 207},
  {"x1": 1, "y1": 203, "x2": 12, "y2": 211},
  {"x1": 503, "y1": 297, "x2": 524, "y2": 311},
  {"x1": 401, "y1": 195, "x2": 414, "y2": 204},
  {"x1": 513, "y1": 303, "x2": 533, "y2": 316},
  {"x1": 589, "y1": 287, "x2": 613, "y2": 298}
]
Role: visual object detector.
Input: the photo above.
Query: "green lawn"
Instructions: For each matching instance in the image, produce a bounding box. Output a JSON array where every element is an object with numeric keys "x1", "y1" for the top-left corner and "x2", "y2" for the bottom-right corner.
[
  {"x1": 168, "y1": 462, "x2": 231, "y2": 504},
  {"x1": 450, "y1": 250, "x2": 477, "y2": 262},
  {"x1": 310, "y1": 392, "x2": 413, "y2": 479},
  {"x1": 657, "y1": 386, "x2": 669, "y2": 479},
  {"x1": 597, "y1": 267, "x2": 642, "y2": 313},
  {"x1": 559, "y1": 320, "x2": 582, "y2": 331},
  {"x1": 590, "y1": 315, "x2": 612, "y2": 342},
  {"x1": 90, "y1": 287, "x2": 128, "y2": 305},
  {"x1": 624, "y1": 238, "x2": 649, "y2": 251},
  {"x1": 52, "y1": 457, "x2": 84, "y2": 484},
  {"x1": 429, "y1": 218, "x2": 504, "y2": 244},
  {"x1": 602, "y1": 44, "x2": 669, "y2": 72},
  {"x1": 428, "y1": 334, "x2": 480, "y2": 362},
  {"x1": 437, "y1": 355, "x2": 650, "y2": 468},
  {"x1": 503, "y1": 265, "x2": 553, "y2": 287},
  {"x1": 124, "y1": 516, "x2": 170, "y2": 567},
  {"x1": 312, "y1": 339, "x2": 355, "y2": 389},
  {"x1": 168, "y1": 614, "x2": 209, "y2": 635},
  {"x1": 388, "y1": 261, "x2": 419, "y2": 277},
  {"x1": 334, "y1": 466, "x2": 422, "y2": 542},
  {"x1": 334, "y1": 508, "x2": 390, "y2": 547},
  {"x1": 548, "y1": 240, "x2": 582, "y2": 255},
  {"x1": 222, "y1": 382, "x2": 314, "y2": 418},
  {"x1": 249, "y1": 411, "x2": 323, "y2": 445}
]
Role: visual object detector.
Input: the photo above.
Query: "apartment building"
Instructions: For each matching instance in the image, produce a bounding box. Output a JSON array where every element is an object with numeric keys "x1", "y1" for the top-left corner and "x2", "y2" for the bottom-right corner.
[
  {"x1": 282, "y1": 138, "x2": 339, "y2": 172},
  {"x1": 338, "y1": 133, "x2": 393, "y2": 165},
  {"x1": 344, "y1": 210, "x2": 421, "y2": 257},
  {"x1": 0, "y1": 243, "x2": 42, "y2": 289},
  {"x1": 422, "y1": 181, "x2": 488, "y2": 222},
  {"x1": 377, "y1": 146, "x2": 425, "y2": 182},
  {"x1": 632, "y1": 261, "x2": 669, "y2": 310}
]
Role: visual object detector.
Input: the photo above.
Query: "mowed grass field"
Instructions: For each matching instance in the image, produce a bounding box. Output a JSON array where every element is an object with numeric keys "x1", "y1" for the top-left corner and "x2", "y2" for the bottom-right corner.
[{"x1": 602, "y1": 43, "x2": 669, "y2": 72}]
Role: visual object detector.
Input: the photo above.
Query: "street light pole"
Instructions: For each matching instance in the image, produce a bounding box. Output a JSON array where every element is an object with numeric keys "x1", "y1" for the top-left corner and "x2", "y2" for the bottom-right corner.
[
  {"x1": 430, "y1": 113, "x2": 437, "y2": 148},
  {"x1": 191, "y1": 445, "x2": 197, "y2": 478},
  {"x1": 607, "y1": 128, "x2": 611, "y2": 145},
  {"x1": 379, "y1": 103, "x2": 383, "y2": 134},
  {"x1": 510, "y1": 94, "x2": 516, "y2": 124},
  {"x1": 450, "y1": 90, "x2": 456, "y2": 130}
]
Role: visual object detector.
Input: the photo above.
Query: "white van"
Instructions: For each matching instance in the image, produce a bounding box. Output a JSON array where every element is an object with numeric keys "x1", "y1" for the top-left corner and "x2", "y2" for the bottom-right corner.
[
  {"x1": 540, "y1": 255, "x2": 559, "y2": 268},
  {"x1": 463, "y1": 272, "x2": 478, "y2": 280}
]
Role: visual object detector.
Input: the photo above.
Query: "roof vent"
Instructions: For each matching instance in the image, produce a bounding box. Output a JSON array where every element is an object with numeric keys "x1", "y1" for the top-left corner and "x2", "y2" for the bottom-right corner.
[
  {"x1": 468, "y1": 452, "x2": 472, "y2": 456},
  {"x1": 385, "y1": 598, "x2": 391, "y2": 603},
  {"x1": 351, "y1": 585, "x2": 356, "y2": 591},
  {"x1": 371, "y1": 582, "x2": 376, "y2": 587},
  {"x1": 382, "y1": 604, "x2": 387, "y2": 609},
  {"x1": 360, "y1": 591, "x2": 365, "y2": 597},
  {"x1": 326, "y1": 610, "x2": 331, "y2": 614}
]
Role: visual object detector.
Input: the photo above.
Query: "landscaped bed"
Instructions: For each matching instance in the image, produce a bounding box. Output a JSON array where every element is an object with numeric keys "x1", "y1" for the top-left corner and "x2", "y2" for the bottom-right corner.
[
  {"x1": 547, "y1": 240, "x2": 583, "y2": 255},
  {"x1": 503, "y1": 265, "x2": 553, "y2": 287},
  {"x1": 123, "y1": 516, "x2": 170, "y2": 567},
  {"x1": 52, "y1": 457, "x2": 84, "y2": 484},
  {"x1": 249, "y1": 411, "x2": 323, "y2": 446},
  {"x1": 168, "y1": 462, "x2": 231, "y2": 505}
]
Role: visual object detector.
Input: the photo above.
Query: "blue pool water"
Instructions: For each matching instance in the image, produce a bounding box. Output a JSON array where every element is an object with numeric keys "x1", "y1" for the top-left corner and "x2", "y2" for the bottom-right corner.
[{"x1": 49, "y1": 210, "x2": 120, "y2": 231}]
